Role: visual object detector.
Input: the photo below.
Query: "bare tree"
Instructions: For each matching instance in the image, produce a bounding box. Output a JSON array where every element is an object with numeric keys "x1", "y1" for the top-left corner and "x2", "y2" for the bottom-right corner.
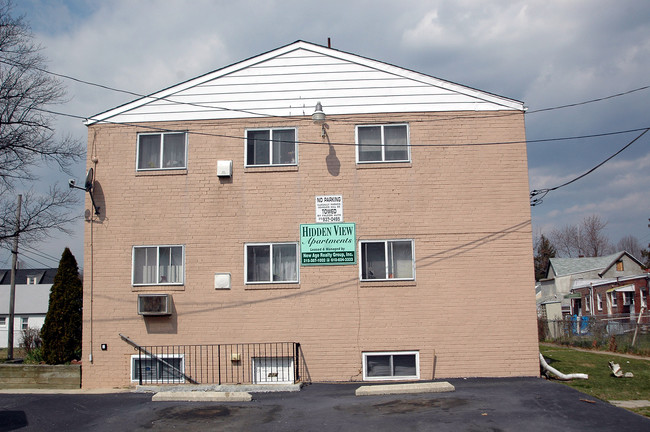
[
  {"x1": 617, "y1": 235, "x2": 643, "y2": 261},
  {"x1": 0, "y1": 1, "x2": 83, "y2": 248},
  {"x1": 550, "y1": 214, "x2": 612, "y2": 257},
  {"x1": 581, "y1": 214, "x2": 612, "y2": 257},
  {"x1": 550, "y1": 224, "x2": 581, "y2": 257}
]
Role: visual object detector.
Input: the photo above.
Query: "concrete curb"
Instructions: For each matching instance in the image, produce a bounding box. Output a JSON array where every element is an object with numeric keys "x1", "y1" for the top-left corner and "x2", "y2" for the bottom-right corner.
[
  {"x1": 152, "y1": 391, "x2": 252, "y2": 402},
  {"x1": 137, "y1": 383, "x2": 302, "y2": 393},
  {"x1": 355, "y1": 381, "x2": 455, "y2": 396},
  {"x1": 610, "y1": 400, "x2": 650, "y2": 409}
]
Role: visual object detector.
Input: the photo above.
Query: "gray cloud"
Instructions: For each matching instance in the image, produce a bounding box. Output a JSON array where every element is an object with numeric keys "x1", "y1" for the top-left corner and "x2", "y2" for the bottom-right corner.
[{"x1": 3, "y1": 0, "x2": 649, "y2": 267}]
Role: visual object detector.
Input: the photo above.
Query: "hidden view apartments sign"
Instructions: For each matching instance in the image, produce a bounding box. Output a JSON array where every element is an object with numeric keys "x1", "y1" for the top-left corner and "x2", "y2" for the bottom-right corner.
[{"x1": 300, "y1": 223, "x2": 356, "y2": 265}]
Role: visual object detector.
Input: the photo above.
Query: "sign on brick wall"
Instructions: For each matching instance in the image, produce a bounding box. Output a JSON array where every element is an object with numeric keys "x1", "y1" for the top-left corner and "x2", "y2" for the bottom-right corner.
[
  {"x1": 300, "y1": 223, "x2": 356, "y2": 265},
  {"x1": 315, "y1": 195, "x2": 343, "y2": 223}
]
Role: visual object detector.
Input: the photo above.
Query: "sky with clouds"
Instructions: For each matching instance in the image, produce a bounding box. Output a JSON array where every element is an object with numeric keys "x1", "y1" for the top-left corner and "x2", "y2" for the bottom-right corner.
[{"x1": 3, "y1": 0, "x2": 649, "y2": 268}]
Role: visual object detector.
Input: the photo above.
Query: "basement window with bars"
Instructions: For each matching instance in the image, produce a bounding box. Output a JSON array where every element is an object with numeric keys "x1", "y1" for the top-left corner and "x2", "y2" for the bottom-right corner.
[
  {"x1": 363, "y1": 351, "x2": 419, "y2": 381},
  {"x1": 131, "y1": 354, "x2": 185, "y2": 383}
]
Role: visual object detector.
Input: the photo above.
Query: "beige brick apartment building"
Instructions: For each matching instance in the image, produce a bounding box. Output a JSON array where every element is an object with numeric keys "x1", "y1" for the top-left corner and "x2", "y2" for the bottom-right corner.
[{"x1": 82, "y1": 41, "x2": 539, "y2": 388}]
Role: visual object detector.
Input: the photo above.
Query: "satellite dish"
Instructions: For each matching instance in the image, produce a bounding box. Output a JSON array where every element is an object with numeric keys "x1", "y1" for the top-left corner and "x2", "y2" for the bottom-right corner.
[{"x1": 84, "y1": 167, "x2": 94, "y2": 192}]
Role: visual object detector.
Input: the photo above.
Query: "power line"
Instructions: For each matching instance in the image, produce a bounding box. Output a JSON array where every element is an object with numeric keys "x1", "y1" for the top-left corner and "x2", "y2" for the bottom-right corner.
[
  {"x1": 530, "y1": 128, "x2": 650, "y2": 206},
  {"x1": 21, "y1": 245, "x2": 60, "y2": 265},
  {"x1": 15, "y1": 250, "x2": 51, "y2": 268},
  {"x1": 37, "y1": 106, "x2": 650, "y2": 149},
  {"x1": 527, "y1": 85, "x2": 650, "y2": 114},
  {"x1": 2, "y1": 55, "x2": 648, "y2": 124}
]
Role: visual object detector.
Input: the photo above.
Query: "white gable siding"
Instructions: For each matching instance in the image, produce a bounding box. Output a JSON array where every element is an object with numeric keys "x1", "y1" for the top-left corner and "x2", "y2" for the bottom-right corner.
[{"x1": 89, "y1": 42, "x2": 523, "y2": 125}]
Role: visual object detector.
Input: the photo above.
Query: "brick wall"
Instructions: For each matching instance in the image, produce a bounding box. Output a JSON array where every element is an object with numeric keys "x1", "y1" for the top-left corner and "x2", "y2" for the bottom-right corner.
[{"x1": 82, "y1": 111, "x2": 539, "y2": 388}]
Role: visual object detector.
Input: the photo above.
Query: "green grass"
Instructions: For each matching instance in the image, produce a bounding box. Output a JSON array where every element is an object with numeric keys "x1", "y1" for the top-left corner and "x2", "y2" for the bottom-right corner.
[{"x1": 540, "y1": 345, "x2": 650, "y2": 403}]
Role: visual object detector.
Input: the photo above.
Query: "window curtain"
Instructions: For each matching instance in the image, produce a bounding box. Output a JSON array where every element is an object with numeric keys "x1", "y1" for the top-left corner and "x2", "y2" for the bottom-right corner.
[
  {"x1": 389, "y1": 241, "x2": 413, "y2": 279},
  {"x1": 138, "y1": 135, "x2": 161, "y2": 169},
  {"x1": 134, "y1": 247, "x2": 157, "y2": 284},
  {"x1": 247, "y1": 245, "x2": 270, "y2": 282},
  {"x1": 384, "y1": 125, "x2": 408, "y2": 161},
  {"x1": 272, "y1": 129, "x2": 296, "y2": 164},
  {"x1": 159, "y1": 246, "x2": 183, "y2": 283},
  {"x1": 273, "y1": 244, "x2": 297, "y2": 281},
  {"x1": 247, "y1": 131, "x2": 270, "y2": 165},
  {"x1": 162, "y1": 133, "x2": 185, "y2": 168},
  {"x1": 358, "y1": 126, "x2": 382, "y2": 162},
  {"x1": 362, "y1": 242, "x2": 386, "y2": 279}
]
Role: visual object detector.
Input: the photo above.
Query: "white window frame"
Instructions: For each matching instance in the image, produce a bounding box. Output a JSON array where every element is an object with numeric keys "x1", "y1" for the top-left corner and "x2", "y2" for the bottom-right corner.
[
  {"x1": 597, "y1": 293, "x2": 603, "y2": 311},
  {"x1": 132, "y1": 245, "x2": 185, "y2": 286},
  {"x1": 245, "y1": 242, "x2": 299, "y2": 284},
  {"x1": 136, "y1": 132, "x2": 187, "y2": 171},
  {"x1": 130, "y1": 354, "x2": 185, "y2": 383},
  {"x1": 21, "y1": 317, "x2": 28, "y2": 330},
  {"x1": 585, "y1": 294, "x2": 590, "y2": 312},
  {"x1": 26, "y1": 276, "x2": 37, "y2": 284},
  {"x1": 610, "y1": 292, "x2": 617, "y2": 307},
  {"x1": 623, "y1": 292, "x2": 634, "y2": 306},
  {"x1": 245, "y1": 128, "x2": 298, "y2": 167},
  {"x1": 0, "y1": 316, "x2": 6, "y2": 328},
  {"x1": 359, "y1": 239, "x2": 415, "y2": 281},
  {"x1": 356, "y1": 124, "x2": 410, "y2": 163},
  {"x1": 641, "y1": 290, "x2": 647, "y2": 308},
  {"x1": 362, "y1": 351, "x2": 420, "y2": 381}
]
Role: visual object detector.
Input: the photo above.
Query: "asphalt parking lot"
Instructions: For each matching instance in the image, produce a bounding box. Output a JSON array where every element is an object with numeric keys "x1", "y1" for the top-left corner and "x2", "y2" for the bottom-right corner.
[{"x1": 1, "y1": 378, "x2": 649, "y2": 431}]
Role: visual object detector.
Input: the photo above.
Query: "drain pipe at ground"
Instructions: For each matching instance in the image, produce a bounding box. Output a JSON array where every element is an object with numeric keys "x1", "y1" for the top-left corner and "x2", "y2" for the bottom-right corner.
[{"x1": 539, "y1": 353, "x2": 588, "y2": 380}]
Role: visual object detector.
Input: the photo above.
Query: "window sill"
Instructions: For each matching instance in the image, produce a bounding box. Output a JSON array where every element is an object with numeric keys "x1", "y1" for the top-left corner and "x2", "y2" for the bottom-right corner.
[
  {"x1": 360, "y1": 280, "x2": 416, "y2": 288},
  {"x1": 244, "y1": 165, "x2": 298, "y2": 173},
  {"x1": 136, "y1": 169, "x2": 188, "y2": 176},
  {"x1": 245, "y1": 283, "x2": 300, "y2": 290},
  {"x1": 356, "y1": 162, "x2": 411, "y2": 169},
  {"x1": 132, "y1": 285, "x2": 185, "y2": 292}
]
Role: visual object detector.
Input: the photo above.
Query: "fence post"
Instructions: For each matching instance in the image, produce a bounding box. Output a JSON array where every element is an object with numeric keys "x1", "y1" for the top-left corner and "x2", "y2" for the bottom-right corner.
[
  {"x1": 138, "y1": 349, "x2": 142, "y2": 385},
  {"x1": 295, "y1": 342, "x2": 300, "y2": 383},
  {"x1": 217, "y1": 345, "x2": 221, "y2": 385}
]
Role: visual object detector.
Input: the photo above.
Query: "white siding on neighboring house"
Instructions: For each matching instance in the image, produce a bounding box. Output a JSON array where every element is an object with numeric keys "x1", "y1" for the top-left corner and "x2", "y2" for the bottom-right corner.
[{"x1": 0, "y1": 284, "x2": 51, "y2": 348}]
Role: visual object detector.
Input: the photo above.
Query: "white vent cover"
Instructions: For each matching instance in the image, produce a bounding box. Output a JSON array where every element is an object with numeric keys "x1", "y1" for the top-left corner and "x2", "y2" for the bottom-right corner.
[
  {"x1": 214, "y1": 273, "x2": 231, "y2": 289},
  {"x1": 217, "y1": 160, "x2": 233, "y2": 177},
  {"x1": 137, "y1": 294, "x2": 171, "y2": 316}
]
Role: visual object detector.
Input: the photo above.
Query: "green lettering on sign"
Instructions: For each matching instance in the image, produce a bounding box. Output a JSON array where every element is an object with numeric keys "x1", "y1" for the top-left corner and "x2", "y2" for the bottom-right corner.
[{"x1": 300, "y1": 223, "x2": 356, "y2": 266}]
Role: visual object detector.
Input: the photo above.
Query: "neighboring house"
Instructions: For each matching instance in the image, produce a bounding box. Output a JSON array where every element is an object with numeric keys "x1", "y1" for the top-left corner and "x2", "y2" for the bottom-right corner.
[
  {"x1": 570, "y1": 275, "x2": 649, "y2": 322},
  {"x1": 537, "y1": 251, "x2": 646, "y2": 314},
  {"x1": 81, "y1": 40, "x2": 539, "y2": 389},
  {"x1": 0, "y1": 268, "x2": 54, "y2": 348}
]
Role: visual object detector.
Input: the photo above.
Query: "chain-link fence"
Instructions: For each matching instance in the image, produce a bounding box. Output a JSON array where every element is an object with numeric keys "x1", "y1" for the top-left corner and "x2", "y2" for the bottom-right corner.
[{"x1": 538, "y1": 315, "x2": 650, "y2": 355}]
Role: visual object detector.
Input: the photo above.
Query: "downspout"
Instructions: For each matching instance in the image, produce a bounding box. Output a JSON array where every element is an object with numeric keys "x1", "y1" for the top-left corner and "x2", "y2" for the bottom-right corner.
[{"x1": 539, "y1": 353, "x2": 588, "y2": 380}]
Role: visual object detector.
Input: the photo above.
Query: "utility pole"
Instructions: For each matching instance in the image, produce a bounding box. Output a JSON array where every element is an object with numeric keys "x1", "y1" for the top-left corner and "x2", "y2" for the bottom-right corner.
[{"x1": 7, "y1": 194, "x2": 22, "y2": 360}]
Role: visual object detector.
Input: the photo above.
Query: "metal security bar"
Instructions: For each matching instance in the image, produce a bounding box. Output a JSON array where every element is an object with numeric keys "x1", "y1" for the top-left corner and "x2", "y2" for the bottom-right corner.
[{"x1": 120, "y1": 335, "x2": 300, "y2": 385}]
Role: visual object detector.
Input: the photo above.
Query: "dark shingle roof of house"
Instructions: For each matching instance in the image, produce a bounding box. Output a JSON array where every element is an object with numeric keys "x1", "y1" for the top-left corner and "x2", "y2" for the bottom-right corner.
[{"x1": 0, "y1": 268, "x2": 57, "y2": 285}]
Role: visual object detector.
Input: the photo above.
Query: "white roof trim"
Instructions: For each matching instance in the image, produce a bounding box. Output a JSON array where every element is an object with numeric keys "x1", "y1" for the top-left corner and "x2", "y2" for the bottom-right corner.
[{"x1": 86, "y1": 41, "x2": 524, "y2": 125}]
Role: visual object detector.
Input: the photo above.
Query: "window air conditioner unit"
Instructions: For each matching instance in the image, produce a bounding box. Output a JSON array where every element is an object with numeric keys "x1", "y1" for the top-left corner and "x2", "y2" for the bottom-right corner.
[{"x1": 137, "y1": 294, "x2": 171, "y2": 316}]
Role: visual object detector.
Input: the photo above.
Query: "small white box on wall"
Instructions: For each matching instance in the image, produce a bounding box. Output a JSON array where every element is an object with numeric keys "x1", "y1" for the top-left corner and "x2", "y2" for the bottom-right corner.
[
  {"x1": 214, "y1": 273, "x2": 231, "y2": 289},
  {"x1": 217, "y1": 160, "x2": 233, "y2": 177}
]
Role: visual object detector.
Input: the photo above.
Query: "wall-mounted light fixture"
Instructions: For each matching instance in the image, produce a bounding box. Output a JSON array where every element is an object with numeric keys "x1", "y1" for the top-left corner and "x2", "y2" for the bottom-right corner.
[{"x1": 312, "y1": 102, "x2": 327, "y2": 137}]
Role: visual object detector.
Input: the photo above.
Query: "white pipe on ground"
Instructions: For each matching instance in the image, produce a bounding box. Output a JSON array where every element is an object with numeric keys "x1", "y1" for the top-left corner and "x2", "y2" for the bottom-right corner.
[{"x1": 539, "y1": 353, "x2": 588, "y2": 380}]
